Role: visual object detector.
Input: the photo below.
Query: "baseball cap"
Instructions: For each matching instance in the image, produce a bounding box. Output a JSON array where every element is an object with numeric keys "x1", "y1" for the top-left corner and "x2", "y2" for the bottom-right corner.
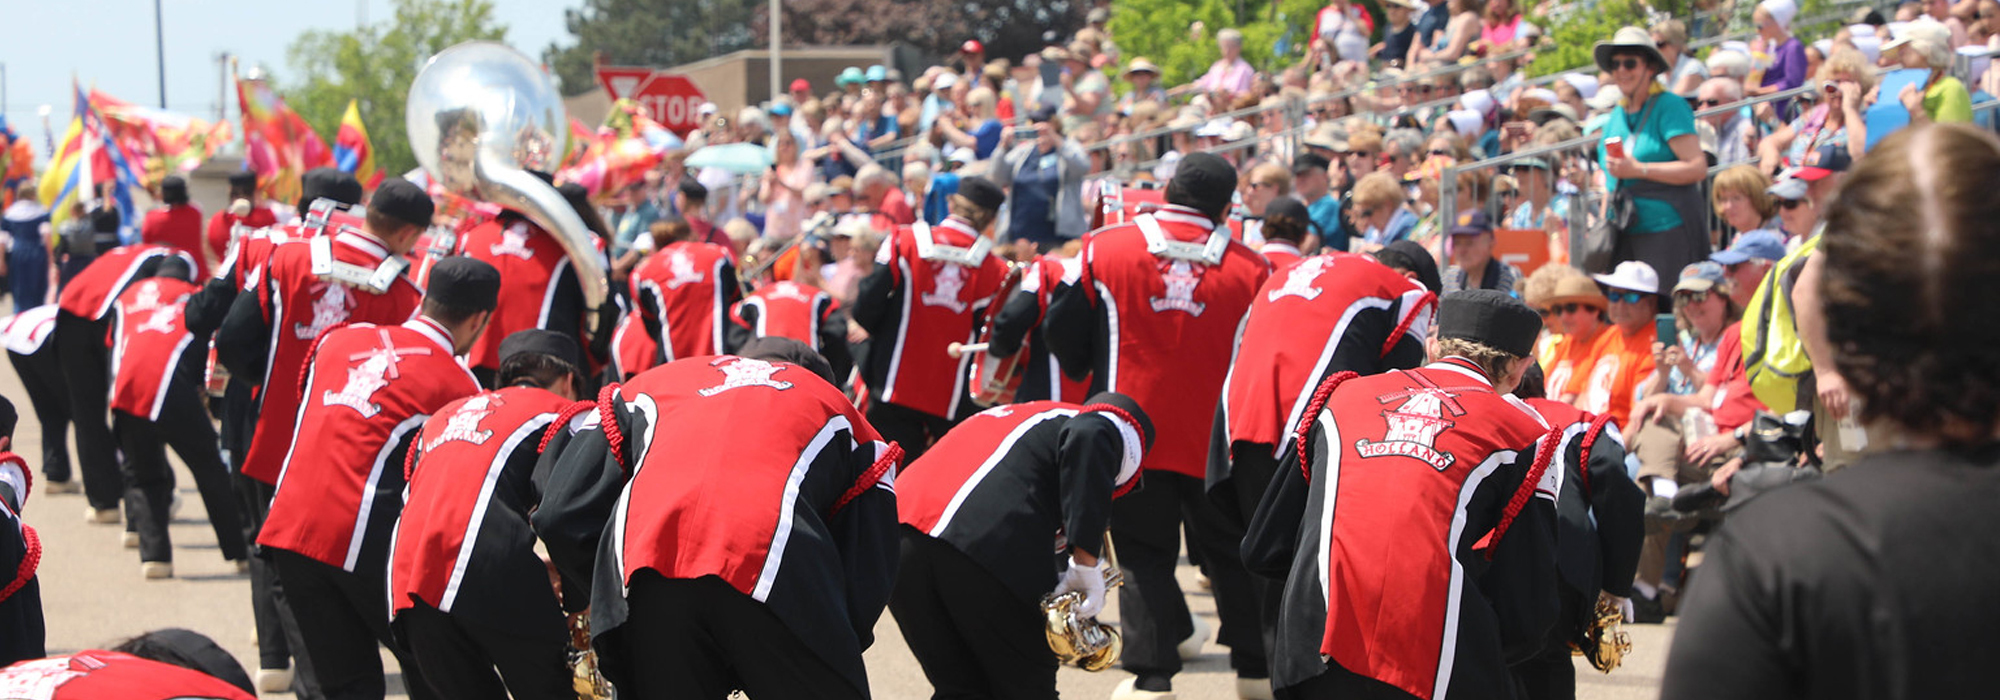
[
  {"x1": 789, "y1": 78, "x2": 811, "y2": 92},
  {"x1": 1710, "y1": 229, "x2": 1787, "y2": 265},
  {"x1": 1673, "y1": 261, "x2": 1727, "y2": 293},
  {"x1": 1766, "y1": 174, "x2": 1809, "y2": 201},
  {"x1": 960, "y1": 39, "x2": 985, "y2": 55},
  {"x1": 865, "y1": 65, "x2": 889, "y2": 82},
  {"x1": 1794, "y1": 143, "x2": 1852, "y2": 181},
  {"x1": 1591, "y1": 260, "x2": 1661, "y2": 294},
  {"x1": 837, "y1": 66, "x2": 865, "y2": 85},
  {"x1": 1448, "y1": 210, "x2": 1494, "y2": 237},
  {"x1": 768, "y1": 103, "x2": 794, "y2": 117}
]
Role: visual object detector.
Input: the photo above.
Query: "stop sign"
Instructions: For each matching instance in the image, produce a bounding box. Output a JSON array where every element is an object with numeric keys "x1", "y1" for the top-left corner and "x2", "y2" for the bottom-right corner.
[{"x1": 630, "y1": 74, "x2": 708, "y2": 136}]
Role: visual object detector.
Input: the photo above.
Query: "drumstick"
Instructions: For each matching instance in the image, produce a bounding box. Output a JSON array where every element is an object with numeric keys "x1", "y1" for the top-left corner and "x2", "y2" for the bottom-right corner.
[{"x1": 947, "y1": 342, "x2": 990, "y2": 358}]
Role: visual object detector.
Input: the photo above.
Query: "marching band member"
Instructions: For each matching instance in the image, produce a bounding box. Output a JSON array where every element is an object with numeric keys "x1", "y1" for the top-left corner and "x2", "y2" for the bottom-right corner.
[
  {"x1": 256, "y1": 257, "x2": 497, "y2": 700},
  {"x1": 629, "y1": 217, "x2": 741, "y2": 364},
  {"x1": 106, "y1": 257, "x2": 245, "y2": 578},
  {"x1": 455, "y1": 175, "x2": 598, "y2": 386},
  {"x1": 221, "y1": 177, "x2": 433, "y2": 491},
  {"x1": 2, "y1": 305, "x2": 73, "y2": 493},
  {"x1": 727, "y1": 279, "x2": 853, "y2": 383},
  {"x1": 0, "y1": 398, "x2": 44, "y2": 667},
  {"x1": 1242, "y1": 290, "x2": 1564, "y2": 700},
  {"x1": 891, "y1": 393, "x2": 1152, "y2": 698},
  {"x1": 388, "y1": 330, "x2": 587, "y2": 699},
  {"x1": 535, "y1": 338, "x2": 901, "y2": 699},
  {"x1": 983, "y1": 249, "x2": 1093, "y2": 404},
  {"x1": 54, "y1": 244, "x2": 198, "y2": 523},
  {"x1": 1043, "y1": 153, "x2": 1274, "y2": 700},
  {"x1": 1510, "y1": 397, "x2": 1644, "y2": 700},
  {"x1": 193, "y1": 166, "x2": 364, "y2": 693},
  {"x1": 204, "y1": 171, "x2": 279, "y2": 270},
  {"x1": 1208, "y1": 247, "x2": 1435, "y2": 661},
  {"x1": 851, "y1": 177, "x2": 1011, "y2": 460}
]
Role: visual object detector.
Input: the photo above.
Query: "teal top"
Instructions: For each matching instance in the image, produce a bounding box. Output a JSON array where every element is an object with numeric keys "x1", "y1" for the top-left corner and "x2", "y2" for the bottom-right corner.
[{"x1": 1598, "y1": 91, "x2": 1697, "y2": 234}]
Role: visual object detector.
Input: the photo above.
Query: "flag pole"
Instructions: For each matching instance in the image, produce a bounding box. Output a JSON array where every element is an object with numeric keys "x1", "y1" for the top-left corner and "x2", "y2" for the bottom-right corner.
[{"x1": 155, "y1": 0, "x2": 168, "y2": 109}]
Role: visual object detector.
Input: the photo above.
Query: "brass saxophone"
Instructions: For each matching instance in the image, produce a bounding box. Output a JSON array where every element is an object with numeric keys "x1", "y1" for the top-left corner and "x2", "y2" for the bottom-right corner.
[
  {"x1": 1571, "y1": 593, "x2": 1632, "y2": 673},
  {"x1": 568, "y1": 611, "x2": 612, "y2": 699},
  {"x1": 1042, "y1": 533, "x2": 1125, "y2": 672}
]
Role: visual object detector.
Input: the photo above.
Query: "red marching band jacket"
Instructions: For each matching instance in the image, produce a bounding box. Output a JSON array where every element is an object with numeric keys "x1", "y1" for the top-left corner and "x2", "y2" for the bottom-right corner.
[
  {"x1": 257, "y1": 318, "x2": 481, "y2": 571},
  {"x1": 1054, "y1": 205, "x2": 1269, "y2": 479},
  {"x1": 731, "y1": 280, "x2": 838, "y2": 351},
  {"x1": 108, "y1": 278, "x2": 202, "y2": 421},
  {"x1": 534, "y1": 356, "x2": 902, "y2": 692},
  {"x1": 1259, "y1": 240, "x2": 1304, "y2": 272},
  {"x1": 56, "y1": 246, "x2": 195, "y2": 322},
  {"x1": 1222, "y1": 251, "x2": 1435, "y2": 460},
  {"x1": 1248, "y1": 357, "x2": 1565, "y2": 698},
  {"x1": 389, "y1": 386, "x2": 575, "y2": 622},
  {"x1": 457, "y1": 217, "x2": 584, "y2": 374},
  {"x1": 866, "y1": 218, "x2": 1009, "y2": 420},
  {"x1": 2, "y1": 306, "x2": 59, "y2": 356},
  {"x1": 0, "y1": 651, "x2": 254, "y2": 700},
  {"x1": 1, "y1": 453, "x2": 36, "y2": 611},
  {"x1": 990, "y1": 254, "x2": 1093, "y2": 404},
  {"x1": 213, "y1": 200, "x2": 353, "y2": 294},
  {"x1": 239, "y1": 226, "x2": 422, "y2": 485},
  {"x1": 629, "y1": 241, "x2": 738, "y2": 362}
]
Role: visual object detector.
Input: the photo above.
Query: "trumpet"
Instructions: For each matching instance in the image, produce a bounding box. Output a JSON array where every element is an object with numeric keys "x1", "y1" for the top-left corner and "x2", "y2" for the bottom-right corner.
[
  {"x1": 1042, "y1": 533, "x2": 1124, "y2": 671},
  {"x1": 1570, "y1": 593, "x2": 1632, "y2": 673}
]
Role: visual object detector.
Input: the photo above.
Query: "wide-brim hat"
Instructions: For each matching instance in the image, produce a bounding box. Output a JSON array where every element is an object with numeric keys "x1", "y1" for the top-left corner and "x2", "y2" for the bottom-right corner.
[
  {"x1": 1592, "y1": 260, "x2": 1662, "y2": 295},
  {"x1": 1543, "y1": 275, "x2": 1610, "y2": 309},
  {"x1": 1594, "y1": 26, "x2": 1670, "y2": 75},
  {"x1": 1125, "y1": 58, "x2": 1162, "y2": 76}
]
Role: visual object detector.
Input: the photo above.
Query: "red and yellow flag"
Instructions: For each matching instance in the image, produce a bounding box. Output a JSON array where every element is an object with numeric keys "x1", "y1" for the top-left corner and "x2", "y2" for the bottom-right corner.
[{"x1": 237, "y1": 72, "x2": 333, "y2": 206}]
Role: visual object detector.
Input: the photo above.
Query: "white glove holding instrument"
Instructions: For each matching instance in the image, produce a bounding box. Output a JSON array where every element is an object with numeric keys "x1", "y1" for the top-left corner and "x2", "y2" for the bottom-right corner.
[{"x1": 1053, "y1": 555, "x2": 1109, "y2": 618}]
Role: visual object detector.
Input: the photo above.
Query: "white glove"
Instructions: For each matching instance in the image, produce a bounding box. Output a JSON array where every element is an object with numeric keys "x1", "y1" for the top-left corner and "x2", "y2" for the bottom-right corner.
[{"x1": 1053, "y1": 555, "x2": 1108, "y2": 619}]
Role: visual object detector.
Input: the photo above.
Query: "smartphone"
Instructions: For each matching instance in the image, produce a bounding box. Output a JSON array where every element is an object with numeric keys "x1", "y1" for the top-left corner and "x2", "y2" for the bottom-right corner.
[
  {"x1": 1040, "y1": 60, "x2": 1063, "y2": 91},
  {"x1": 1655, "y1": 313, "x2": 1678, "y2": 343},
  {"x1": 1604, "y1": 137, "x2": 1626, "y2": 160}
]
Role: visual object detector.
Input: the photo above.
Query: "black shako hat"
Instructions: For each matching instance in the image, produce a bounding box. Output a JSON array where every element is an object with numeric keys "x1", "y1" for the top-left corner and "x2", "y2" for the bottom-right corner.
[
  {"x1": 1262, "y1": 197, "x2": 1315, "y2": 236},
  {"x1": 159, "y1": 176, "x2": 189, "y2": 205},
  {"x1": 1438, "y1": 289, "x2": 1542, "y2": 358},
  {"x1": 1373, "y1": 239, "x2": 1443, "y2": 294},
  {"x1": 1083, "y1": 391, "x2": 1155, "y2": 451},
  {"x1": 1166, "y1": 152, "x2": 1238, "y2": 219},
  {"x1": 298, "y1": 167, "x2": 363, "y2": 212},
  {"x1": 425, "y1": 256, "x2": 501, "y2": 312},
  {"x1": 227, "y1": 171, "x2": 258, "y2": 189},
  {"x1": 738, "y1": 337, "x2": 837, "y2": 386},
  {"x1": 499, "y1": 329, "x2": 583, "y2": 371},
  {"x1": 956, "y1": 176, "x2": 1006, "y2": 213},
  {"x1": 371, "y1": 178, "x2": 436, "y2": 229}
]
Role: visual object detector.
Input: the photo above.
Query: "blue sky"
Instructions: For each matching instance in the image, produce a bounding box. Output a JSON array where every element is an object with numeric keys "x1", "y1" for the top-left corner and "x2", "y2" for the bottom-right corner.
[{"x1": 2, "y1": 0, "x2": 578, "y2": 145}]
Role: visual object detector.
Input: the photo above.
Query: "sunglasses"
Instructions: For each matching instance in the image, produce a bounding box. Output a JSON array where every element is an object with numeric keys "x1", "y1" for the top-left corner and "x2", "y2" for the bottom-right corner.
[
  {"x1": 1497, "y1": 189, "x2": 1520, "y2": 198},
  {"x1": 1697, "y1": 98, "x2": 1726, "y2": 107},
  {"x1": 1551, "y1": 302, "x2": 1596, "y2": 315},
  {"x1": 1778, "y1": 199, "x2": 1807, "y2": 210},
  {"x1": 1610, "y1": 57, "x2": 1647, "y2": 71},
  {"x1": 1429, "y1": 148, "x2": 1453, "y2": 157},
  {"x1": 1346, "y1": 150, "x2": 1378, "y2": 158},
  {"x1": 1249, "y1": 181, "x2": 1279, "y2": 190},
  {"x1": 1675, "y1": 290, "x2": 1713, "y2": 305},
  {"x1": 1604, "y1": 289, "x2": 1649, "y2": 304}
]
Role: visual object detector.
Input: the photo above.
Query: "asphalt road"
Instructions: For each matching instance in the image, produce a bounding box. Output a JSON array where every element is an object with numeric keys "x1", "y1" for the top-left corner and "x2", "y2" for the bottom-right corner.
[{"x1": 9, "y1": 367, "x2": 1672, "y2": 699}]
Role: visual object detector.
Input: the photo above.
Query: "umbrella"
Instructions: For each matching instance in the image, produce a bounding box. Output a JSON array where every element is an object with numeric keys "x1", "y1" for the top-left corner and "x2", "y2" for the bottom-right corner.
[{"x1": 685, "y1": 143, "x2": 774, "y2": 175}]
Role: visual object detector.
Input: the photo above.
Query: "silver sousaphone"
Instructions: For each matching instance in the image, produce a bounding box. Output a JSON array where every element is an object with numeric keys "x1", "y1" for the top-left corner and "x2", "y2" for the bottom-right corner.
[{"x1": 406, "y1": 41, "x2": 610, "y2": 317}]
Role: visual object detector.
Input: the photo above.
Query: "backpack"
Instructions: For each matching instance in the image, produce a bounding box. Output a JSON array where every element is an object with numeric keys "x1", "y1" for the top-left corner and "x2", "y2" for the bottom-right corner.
[{"x1": 1739, "y1": 235, "x2": 1819, "y2": 413}]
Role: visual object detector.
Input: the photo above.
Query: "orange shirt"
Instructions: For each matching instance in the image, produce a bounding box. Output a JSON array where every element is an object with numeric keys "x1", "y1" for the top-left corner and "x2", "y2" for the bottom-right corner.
[
  {"x1": 1579, "y1": 324, "x2": 1658, "y2": 427},
  {"x1": 1546, "y1": 324, "x2": 1607, "y2": 401}
]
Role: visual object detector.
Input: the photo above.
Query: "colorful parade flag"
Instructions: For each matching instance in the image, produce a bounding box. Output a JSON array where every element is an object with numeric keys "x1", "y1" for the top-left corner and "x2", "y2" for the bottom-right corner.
[
  {"x1": 333, "y1": 100, "x2": 383, "y2": 189},
  {"x1": 37, "y1": 83, "x2": 143, "y2": 233},
  {"x1": 90, "y1": 89, "x2": 233, "y2": 186},
  {"x1": 236, "y1": 71, "x2": 333, "y2": 207}
]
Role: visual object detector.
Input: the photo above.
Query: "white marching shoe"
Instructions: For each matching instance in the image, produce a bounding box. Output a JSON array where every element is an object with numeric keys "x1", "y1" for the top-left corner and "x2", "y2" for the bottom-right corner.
[
  {"x1": 1111, "y1": 678, "x2": 1176, "y2": 700},
  {"x1": 1237, "y1": 677, "x2": 1275, "y2": 700},
  {"x1": 121, "y1": 532, "x2": 139, "y2": 548},
  {"x1": 43, "y1": 480, "x2": 80, "y2": 495},
  {"x1": 257, "y1": 668, "x2": 293, "y2": 694},
  {"x1": 141, "y1": 562, "x2": 173, "y2": 579},
  {"x1": 86, "y1": 507, "x2": 120, "y2": 524},
  {"x1": 1178, "y1": 614, "x2": 1210, "y2": 660}
]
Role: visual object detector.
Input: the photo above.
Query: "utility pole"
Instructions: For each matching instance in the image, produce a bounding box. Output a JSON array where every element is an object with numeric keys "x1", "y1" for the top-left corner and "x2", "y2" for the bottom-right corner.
[
  {"x1": 155, "y1": 0, "x2": 168, "y2": 108},
  {"x1": 769, "y1": 0, "x2": 782, "y2": 104},
  {"x1": 216, "y1": 52, "x2": 232, "y2": 125}
]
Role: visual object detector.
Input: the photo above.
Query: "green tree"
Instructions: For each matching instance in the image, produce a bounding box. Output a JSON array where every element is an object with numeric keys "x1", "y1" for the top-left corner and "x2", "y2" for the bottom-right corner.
[
  {"x1": 282, "y1": 0, "x2": 508, "y2": 176},
  {"x1": 545, "y1": 0, "x2": 763, "y2": 96},
  {"x1": 1109, "y1": 0, "x2": 1364, "y2": 91}
]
